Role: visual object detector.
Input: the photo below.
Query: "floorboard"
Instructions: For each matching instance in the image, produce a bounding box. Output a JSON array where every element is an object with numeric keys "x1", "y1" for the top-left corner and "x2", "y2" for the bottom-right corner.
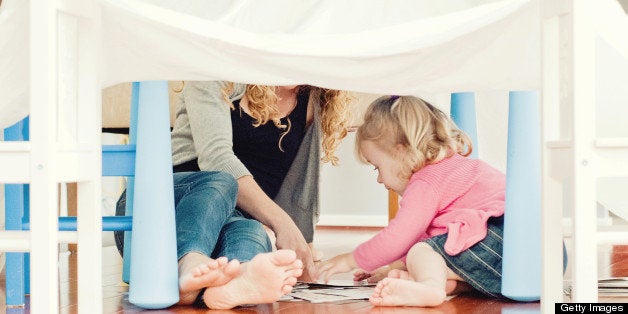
[{"x1": 1, "y1": 226, "x2": 627, "y2": 313}]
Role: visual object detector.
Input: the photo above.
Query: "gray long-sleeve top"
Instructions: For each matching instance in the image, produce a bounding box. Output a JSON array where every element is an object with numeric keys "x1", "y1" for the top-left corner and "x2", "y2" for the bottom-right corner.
[{"x1": 170, "y1": 81, "x2": 321, "y2": 241}]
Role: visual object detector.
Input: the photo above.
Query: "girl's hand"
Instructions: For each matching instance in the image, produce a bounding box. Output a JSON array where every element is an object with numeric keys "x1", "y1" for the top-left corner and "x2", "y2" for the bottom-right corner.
[
  {"x1": 353, "y1": 260, "x2": 406, "y2": 283},
  {"x1": 317, "y1": 252, "x2": 358, "y2": 283},
  {"x1": 353, "y1": 269, "x2": 373, "y2": 282},
  {"x1": 353, "y1": 268, "x2": 387, "y2": 283}
]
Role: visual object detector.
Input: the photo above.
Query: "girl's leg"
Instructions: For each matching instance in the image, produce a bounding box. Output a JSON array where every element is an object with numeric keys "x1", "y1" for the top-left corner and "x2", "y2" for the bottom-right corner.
[
  {"x1": 370, "y1": 243, "x2": 448, "y2": 307},
  {"x1": 387, "y1": 268, "x2": 469, "y2": 295}
]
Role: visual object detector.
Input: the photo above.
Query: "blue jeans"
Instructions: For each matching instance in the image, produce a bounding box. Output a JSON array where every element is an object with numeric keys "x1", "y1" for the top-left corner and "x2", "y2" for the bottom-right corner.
[{"x1": 114, "y1": 171, "x2": 271, "y2": 262}]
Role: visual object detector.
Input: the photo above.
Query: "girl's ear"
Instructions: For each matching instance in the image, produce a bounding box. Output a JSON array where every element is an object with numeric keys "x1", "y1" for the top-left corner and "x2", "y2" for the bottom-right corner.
[
  {"x1": 393, "y1": 143, "x2": 409, "y2": 160},
  {"x1": 395, "y1": 143, "x2": 407, "y2": 154}
]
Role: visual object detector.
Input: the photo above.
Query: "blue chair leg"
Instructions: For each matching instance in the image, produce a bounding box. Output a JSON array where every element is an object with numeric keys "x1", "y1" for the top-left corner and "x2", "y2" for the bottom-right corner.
[
  {"x1": 121, "y1": 82, "x2": 141, "y2": 284},
  {"x1": 23, "y1": 185, "x2": 30, "y2": 296},
  {"x1": 4, "y1": 117, "x2": 29, "y2": 306},
  {"x1": 128, "y1": 81, "x2": 179, "y2": 308},
  {"x1": 501, "y1": 91, "x2": 541, "y2": 301},
  {"x1": 121, "y1": 177, "x2": 134, "y2": 284},
  {"x1": 5, "y1": 184, "x2": 26, "y2": 306},
  {"x1": 450, "y1": 92, "x2": 479, "y2": 158}
]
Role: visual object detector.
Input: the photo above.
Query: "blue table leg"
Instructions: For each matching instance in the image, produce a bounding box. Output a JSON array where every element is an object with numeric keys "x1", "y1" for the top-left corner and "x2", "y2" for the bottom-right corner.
[
  {"x1": 128, "y1": 81, "x2": 179, "y2": 308},
  {"x1": 501, "y1": 91, "x2": 541, "y2": 301},
  {"x1": 450, "y1": 92, "x2": 479, "y2": 158}
]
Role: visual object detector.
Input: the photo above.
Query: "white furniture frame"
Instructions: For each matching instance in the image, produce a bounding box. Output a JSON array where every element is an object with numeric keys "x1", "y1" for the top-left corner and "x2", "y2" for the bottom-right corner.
[
  {"x1": 541, "y1": 0, "x2": 628, "y2": 312},
  {"x1": 0, "y1": 0, "x2": 103, "y2": 313},
  {"x1": 0, "y1": 0, "x2": 626, "y2": 313}
]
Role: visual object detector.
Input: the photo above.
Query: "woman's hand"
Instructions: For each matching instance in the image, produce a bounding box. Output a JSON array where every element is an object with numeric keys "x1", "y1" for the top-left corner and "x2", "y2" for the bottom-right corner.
[
  {"x1": 317, "y1": 252, "x2": 358, "y2": 283},
  {"x1": 234, "y1": 176, "x2": 317, "y2": 281},
  {"x1": 274, "y1": 222, "x2": 317, "y2": 281}
]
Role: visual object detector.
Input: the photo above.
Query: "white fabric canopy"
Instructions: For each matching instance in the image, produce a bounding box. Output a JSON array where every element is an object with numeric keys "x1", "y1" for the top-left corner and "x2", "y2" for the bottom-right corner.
[{"x1": 0, "y1": 0, "x2": 627, "y2": 128}]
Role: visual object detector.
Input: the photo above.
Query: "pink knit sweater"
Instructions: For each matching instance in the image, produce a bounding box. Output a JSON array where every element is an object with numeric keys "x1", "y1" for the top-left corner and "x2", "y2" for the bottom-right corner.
[{"x1": 353, "y1": 154, "x2": 506, "y2": 272}]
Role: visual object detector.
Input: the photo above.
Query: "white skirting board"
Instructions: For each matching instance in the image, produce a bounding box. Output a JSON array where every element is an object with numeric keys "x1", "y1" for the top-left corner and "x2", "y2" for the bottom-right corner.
[{"x1": 317, "y1": 214, "x2": 388, "y2": 227}]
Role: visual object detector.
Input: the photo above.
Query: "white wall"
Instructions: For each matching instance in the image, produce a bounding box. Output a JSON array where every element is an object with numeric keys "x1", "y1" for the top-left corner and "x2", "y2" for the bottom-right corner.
[{"x1": 319, "y1": 132, "x2": 389, "y2": 226}]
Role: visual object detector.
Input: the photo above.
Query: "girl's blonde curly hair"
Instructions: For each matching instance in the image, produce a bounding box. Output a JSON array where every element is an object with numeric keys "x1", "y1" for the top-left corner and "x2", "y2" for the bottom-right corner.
[
  {"x1": 356, "y1": 95, "x2": 472, "y2": 179},
  {"x1": 221, "y1": 83, "x2": 353, "y2": 165}
]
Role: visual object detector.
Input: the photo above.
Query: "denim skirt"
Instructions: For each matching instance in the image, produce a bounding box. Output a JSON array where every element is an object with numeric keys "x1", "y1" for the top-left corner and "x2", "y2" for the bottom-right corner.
[{"x1": 424, "y1": 216, "x2": 505, "y2": 298}]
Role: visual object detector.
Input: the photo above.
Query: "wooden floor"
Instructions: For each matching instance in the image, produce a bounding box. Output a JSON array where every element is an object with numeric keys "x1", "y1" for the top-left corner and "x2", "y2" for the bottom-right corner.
[{"x1": 1, "y1": 226, "x2": 627, "y2": 313}]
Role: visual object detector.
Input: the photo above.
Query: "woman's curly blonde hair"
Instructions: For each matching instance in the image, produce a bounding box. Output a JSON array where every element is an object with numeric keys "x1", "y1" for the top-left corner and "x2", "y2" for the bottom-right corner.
[
  {"x1": 221, "y1": 83, "x2": 353, "y2": 165},
  {"x1": 356, "y1": 95, "x2": 472, "y2": 179}
]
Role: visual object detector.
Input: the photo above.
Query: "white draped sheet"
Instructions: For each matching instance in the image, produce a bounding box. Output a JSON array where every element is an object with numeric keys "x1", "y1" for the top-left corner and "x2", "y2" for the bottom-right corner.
[{"x1": 0, "y1": 0, "x2": 626, "y2": 128}]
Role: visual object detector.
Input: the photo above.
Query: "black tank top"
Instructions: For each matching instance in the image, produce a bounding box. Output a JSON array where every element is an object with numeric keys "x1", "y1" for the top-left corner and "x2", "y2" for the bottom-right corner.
[
  {"x1": 174, "y1": 90, "x2": 309, "y2": 201},
  {"x1": 231, "y1": 91, "x2": 308, "y2": 199}
]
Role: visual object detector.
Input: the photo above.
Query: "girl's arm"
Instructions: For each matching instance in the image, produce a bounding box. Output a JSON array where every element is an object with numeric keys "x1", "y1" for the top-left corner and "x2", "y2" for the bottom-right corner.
[
  {"x1": 353, "y1": 180, "x2": 440, "y2": 272},
  {"x1": 317, "y1": 180, "x2": 439, "y2": 281}
]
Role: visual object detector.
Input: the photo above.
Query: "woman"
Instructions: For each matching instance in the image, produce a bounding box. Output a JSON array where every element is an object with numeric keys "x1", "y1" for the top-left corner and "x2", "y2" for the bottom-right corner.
[
  {"x1": 115, "y1": 81, "x2": 353, "y2": 306},
  {"x1": 169, "y1": 81, "x2": 353, "y2": 280}
]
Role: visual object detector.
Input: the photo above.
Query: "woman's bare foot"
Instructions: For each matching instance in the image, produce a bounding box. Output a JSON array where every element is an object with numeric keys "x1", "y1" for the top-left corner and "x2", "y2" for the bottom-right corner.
[
  {"x1": 202, "y1": 250, "x2": 303, "y2": 309},
  {"x1": 177, "y1": 253, "x2": 240, "y2": 305},
  {"x1": 369, "y1": 278, "x2": 446, "y2": 307}
]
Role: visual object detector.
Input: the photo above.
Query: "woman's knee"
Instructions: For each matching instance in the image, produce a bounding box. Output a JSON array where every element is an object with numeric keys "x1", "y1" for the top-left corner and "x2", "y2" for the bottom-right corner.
[
  {"x1": 234, "y1": 218, "x2": 268, "y2": 237},
  {"x1": 195, "y1": 171, "x2": 238, "y2": 202},
  {"x1": 226, "y1": 218, "x2": 272, "y2": 250},
  {"x1": 177, "y1": 171, "x2": 239, "y2": 212}
]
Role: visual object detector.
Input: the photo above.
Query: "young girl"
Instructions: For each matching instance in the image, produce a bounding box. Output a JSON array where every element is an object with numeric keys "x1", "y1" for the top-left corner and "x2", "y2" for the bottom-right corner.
[{"x1": 317, "y1": 95, "x2": 506, "y2": 307}]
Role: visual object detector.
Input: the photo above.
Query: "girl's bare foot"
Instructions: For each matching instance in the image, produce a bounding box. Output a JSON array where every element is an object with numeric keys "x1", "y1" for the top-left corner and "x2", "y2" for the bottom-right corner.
[
  {"x1": 177, "y1": 253, "x2": 240, "y2": 305},
  {"x1": 202, "y1": 250, "x2": 303, "y2": 309},
  {"x1": 369, "y1": 277, "x2": 446, "y2": 307},
  {"x1": 388, "y1": 269, "x2": 460, "y2": 295}
]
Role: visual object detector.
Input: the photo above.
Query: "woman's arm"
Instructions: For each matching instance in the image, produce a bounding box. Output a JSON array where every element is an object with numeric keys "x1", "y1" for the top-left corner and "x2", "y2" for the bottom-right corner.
[
  {"x1": 236, "y1": 176, "x2": 316, "y2": 280},
  {"x1": 183, "y1": 81, "x2": 250, "y2": 177},
  {"x1": 182, "y1": 81, "x2": 316, "y2": 279}
]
